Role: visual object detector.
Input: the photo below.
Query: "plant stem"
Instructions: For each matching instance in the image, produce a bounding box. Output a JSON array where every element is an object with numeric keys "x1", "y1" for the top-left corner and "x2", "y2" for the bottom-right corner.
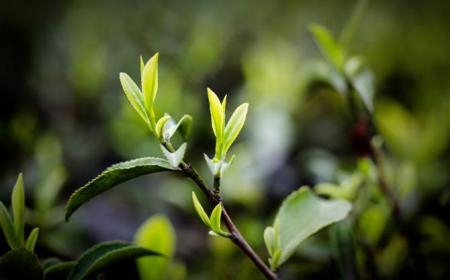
[{"x1": 162, "y1": 143, "x2": 278, "y2": 279}]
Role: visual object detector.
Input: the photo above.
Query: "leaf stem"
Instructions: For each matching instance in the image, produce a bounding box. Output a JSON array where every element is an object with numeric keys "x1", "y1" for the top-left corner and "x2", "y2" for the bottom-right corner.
[{"x1": 162, "y1": 143, "x2": 279, "y2": 280}]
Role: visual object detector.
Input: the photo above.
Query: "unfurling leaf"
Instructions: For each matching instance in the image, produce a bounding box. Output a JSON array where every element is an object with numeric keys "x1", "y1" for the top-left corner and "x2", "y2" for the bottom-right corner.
[
  {"x1": 25, "y1": 228, "x2": 40, "y2": 252},
  {"x1": 142, "y1": 53, "x2": 159, "y2": 125},
  {"x1": 266, "y1": 187, "x2": 352, "y2": 269},
  {"x1": 65, "y1": 157, "x2": 176, "y2": 221},
  {"x1": 134, "y1": 215, "x2": 175, "y2": 280},
  {"x1": 222, "y1": 103, "x2": 249, "y2": 155},
  {"x1": 207, "y1": 88, "x2": 225, "y2": 141},
  {"x1": 119, "y1": 72, "x2": 149, "y2": 126},
  {"x1": 162, "y1": 114, "x2": 193, "y2": 142},
  {"x1": 155, "y1": 115, "x2": 171, "y2": 140},
  {"x1": 310, "y1": 24, "x2": 345, "y2": 70},
  {"x1": 160, "y1": 143, "x2": 187, "y2": 167},
  {"x1": 67, "y1": 241, "x2": 164, "y2": 280},
  {"x1": 209, "y1": 203, "x2": 223, "y2": 233},
  {"x1": 0, "y1": 202, "x2": 19, "y2": 249},
  {"x1": 12, "y1": 173, "x2": 25, "y2": 245},
  {"x1": 191, "y1": 192, "x2": 211, "y2": 227}
]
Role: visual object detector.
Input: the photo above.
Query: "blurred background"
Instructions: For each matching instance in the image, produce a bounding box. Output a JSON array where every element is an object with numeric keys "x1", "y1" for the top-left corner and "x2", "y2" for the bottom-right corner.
[{"x1": 1, "y1": 0, "x2": 449, "y2": 279}]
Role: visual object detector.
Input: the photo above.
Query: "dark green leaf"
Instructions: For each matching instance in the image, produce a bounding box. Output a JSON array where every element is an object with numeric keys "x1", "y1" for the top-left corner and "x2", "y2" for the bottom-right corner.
[
  {"x1": 67, "y1": 241, "x2": 164, "y2": 280},
  {"x1": 65, "y1": 157, "x2": 176, "y2": 220},
  {"x1": 0, "y1": 248, "x2": 43, "y2": 280},
  {"x1": 12, "y1": 173, "x2": 25, "y2": 245},
  {"x1": 44, "y1": 261, "x2": 75, "y2": 280},
  {"x1": 25, "y1": 227, "x2": 40, "y2": 252}
]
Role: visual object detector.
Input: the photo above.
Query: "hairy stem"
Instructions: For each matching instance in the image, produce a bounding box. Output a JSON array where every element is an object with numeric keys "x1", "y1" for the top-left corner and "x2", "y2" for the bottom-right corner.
[{"x1": 163, "y1": 143, "x2": 278, "y2": 279}]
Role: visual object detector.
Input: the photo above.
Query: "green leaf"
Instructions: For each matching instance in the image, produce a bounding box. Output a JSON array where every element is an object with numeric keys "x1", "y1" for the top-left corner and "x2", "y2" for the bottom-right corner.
[
  {"x1": 191, "y1": 192, "x2": 210, "y2": 227},
  {"x1": 119, "y1": 72, "x2": 150, "y2": 126},
  {"x1": 44, "y1": 260, "x2": 75, "y2": 280},
  {"x1": 155, "y1": 115, "x2": 171, "y2": 140},
  {"x1": 222, "y1": 103, "x2": 249, "y2": 155},
  {"x1": 270, "y1": 187, "x2": 352, "y2": 268},
  {"x1": 207, "y1": 88, "x2": 225, "y2": 142},
  {"x1": 163, "y1": 114, "x2": 193, "y2": 141},
  {"x1": 0, "y1": 248, "x2": 43, "y2": 280},
  {"x1": 11, "y1": 173, "x2": 25, "y2": 245},
  {"x1": 209, "y1": 203, "x2": 223, "y2": 233},
  {"x1": 65, "y1": 157, "x2": 176, "y2": 221},
  {"x1": 25, "y1": 228, "x2": 39, "y2": 252},
  {"x1": 142, "y1": 53, "x2": 159, "y2": 123},
  {"x1": 67, "y1": 241, "x2": 164, "y2": 280},
  {"x1": 310, "y1": 24, "x2": 345, "y2": 70},
  {"x1": 0, "y1": 202, "x2": 19, "y2": 249},
  {"x1": 345, "y1": 57, "x2": 375, "y2": 112},
  {"x1": 263, "y1": 227, "x2": 275, "y2": 256},
  {"x1": 160, "y1": 143, "x2": 187, "y2": 168},
  {"x1": 134, "y1": 215, "x2": 175, "y2": 280}
]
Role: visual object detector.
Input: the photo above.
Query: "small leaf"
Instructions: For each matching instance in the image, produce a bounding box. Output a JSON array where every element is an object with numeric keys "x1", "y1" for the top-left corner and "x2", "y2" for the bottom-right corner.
[
  {"x1": 155, "y1": 115, "x2": 171, "y2": 140},
  {"x1": 44, "y1": 261, "x2": 75, "y2": 280},
  {"x1": 270, "y1": 187, "x2": 352, "y2": 268},
  {"x1": 134, "y1": 215, "x2": 175, "y2": 280},
  {"x1": 310, "y1": 24, "x2": 345, "y2": 70},
  {"x1": 65, "y1": 157, "x2": 176, "y2": 221},
  {"x1": 25, "y1": 228, "x2": 39, "y2": 252},
  {"x1": 222, "y1": 103, "x2": 249, "y2": 155},
  {"x1": 163, "y1": 114, "x2": 193, "y2": 141},
  {"x1": 160, "y1": 143, "x2": 187, "y2": 167},
  {"x1": 207, "y1": 88, "x2": 225, "y2": 141},
  {"x1": 119, "y1": 72, "x2": 150, "y2": 126},
  {"x1": 263, "y1": 227, "x2": 275, "y2": 256},
  {"x1": 11, "y1": 173, "x2": 25, "y2": 245},
  {"x1": 209, "y1": 203, "x2": 223, "y2": 233},
  {"x1": 191, "y1": 192, "x2": 210, "y2": 227},
  {"x1": 345, "y1": 57, "x2": 375, "y2": 112},
  {"x1": 0, "y1": 248, "x2": 43, "y2": 280},
  {"x1": 67, "y1": 241, "x2": 164, "y2": 280},
  {"x1": 0, "y1": 202, "x2": 19, "y2": 249},
  {"x1": 142, "y1": 53, "x2": 159, "y2": 120}
]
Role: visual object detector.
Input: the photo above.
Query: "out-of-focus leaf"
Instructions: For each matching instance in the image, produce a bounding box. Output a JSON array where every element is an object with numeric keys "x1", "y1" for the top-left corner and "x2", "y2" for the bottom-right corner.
[
  {"x1": 310, "y1": 24, "x2": 345, "y2": 70},
  {"x1": 44, "y1": 261, "x2": 75, "y2": 280},
  {"x1": 222, "y1": 103, "x2": 249, "y2": 155},
  {"x1": 316, "y1": 173, "x2": 363, "y2": 201},
  {"x1": 192, "y1": 192, "x2": 210, "y2": 227},
  {"x1": 269, "y1": 187, "x2": 352, "y2": 268},
  {"x1": 11, "y1": 173, "x2": 25, "y2": 245},
  {"x1": 25, "y1": 228, "x2": 39, "y2": 252},
  {"x1": 134, "y1": 215, "x2": 175, "y2": 280},
  {"x1": 160, "y1": 143, "x2": 187, "y2": 167},
  {"x1": 65, "y1": 157, "x2": 176, "y2": 220},
  {"x1": 345, "y1": 57, "x2": 375, "y2": 112},
  {"x1": 119, "y1": 72, "x2": 149, "y2": 126},
  {"x1": 142, "y1": 53, "x2": 159, "y2": 120},
  {"x1": 331, "y1": 221, "x2": 357, "y2": 280},
  {"x1": 209, "y1": 203, "x2": 223, "y2": 234},
  {"x1": 67, "y1": 241, "x2": 164, "y2": 280},
  {"x1": 0, "y1": 202, "x2": 19, "y2": 249},
  {"x1": 0, "y1": 248, "x2": 43, "y2": 280},
  {"x1": 359, "y1": 203, "x2": 389, "y2": 244}
]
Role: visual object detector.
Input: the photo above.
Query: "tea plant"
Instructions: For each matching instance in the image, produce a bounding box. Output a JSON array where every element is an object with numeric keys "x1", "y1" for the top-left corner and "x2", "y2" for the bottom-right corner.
[{"x1": 63, "y1": 53, "x2": 352, "y2": 279}]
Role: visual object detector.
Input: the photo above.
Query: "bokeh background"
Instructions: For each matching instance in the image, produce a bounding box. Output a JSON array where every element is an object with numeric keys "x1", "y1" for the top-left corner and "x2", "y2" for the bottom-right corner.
[{"x1": 1, "y1": 0, "x2": 450, "y2": 279}]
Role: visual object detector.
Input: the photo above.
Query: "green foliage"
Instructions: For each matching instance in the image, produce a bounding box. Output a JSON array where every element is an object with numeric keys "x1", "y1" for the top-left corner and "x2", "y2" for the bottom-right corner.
[
  {"x1": 25, "y1": 228, "x2": 40, "y2": 252},
  {"x1": 0, "y1": 202, "x2": 19, "y2": 249},
  {"x1": 0, "y1": 248, "x2": 43, "y2": 280},
  {"x1": 11, "y1": 173, "x2": 25, "y2": 245},
  {"x1": 43, "y1": 261, "x2": 76, "y2": 280},
  {"x1": 134, "y1": 215, "x2": 175, "y2": 280},
  {"x1": 67, "y1": 241, "x2": 164, "y2": 280},
  {"x1": 264, "y1": 187, "x2": 352, "y2": 269},
  {"x1": 65, "y1": 157, "x2": 177, "y2": 220},
  {"x1": 191, "y1": 192, "x2": 229, "y2": 237},
  {"x1": 310, "y1": 24, "x2": 345, "y2": 71}
]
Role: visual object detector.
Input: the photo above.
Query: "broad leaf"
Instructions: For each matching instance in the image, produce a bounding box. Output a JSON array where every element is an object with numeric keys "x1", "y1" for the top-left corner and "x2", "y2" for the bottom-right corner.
[
  {"x1": 192, "y1": 192, "x2": 210, "y2": 227},
  {"x1": 269, "y1": 187, "x2": 352, "y2": 268},
  {"x1": 142, "y1": 53, "x2": 159, "y2": 117},
  {"x1": 134, "y1": 215, "x2": 175, "y2": 280},
  {"x1": 65, "y1": 157, "x2": 176, "y2": 220},
  {"x1": 12, "y1": 173, "x2": 25, "y2": 245},
  {"x1": 119, "y1": 72, "x2": 149, "y2": 125},
  {"x1": 0, "y1": 202, "x2": 19, "y2": 249},
  {"x1": 67, "y1": 241, "x2": 164, "y2": 280},
  {"x1": 207, "y1": 88, "x2": 225, "y2": 141},
  {"x1": 25, "y1": 228, "x2": 39, "y2": 252},
  {"x1": 222, "y1": 103, "x2": 249, "y2": 155},
  {"x1": 310, "y1": 24, "x2": 345, "y2": 70},
  {"x1": 0, "y1": 248, "x2": 43, "y2": 280}
]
